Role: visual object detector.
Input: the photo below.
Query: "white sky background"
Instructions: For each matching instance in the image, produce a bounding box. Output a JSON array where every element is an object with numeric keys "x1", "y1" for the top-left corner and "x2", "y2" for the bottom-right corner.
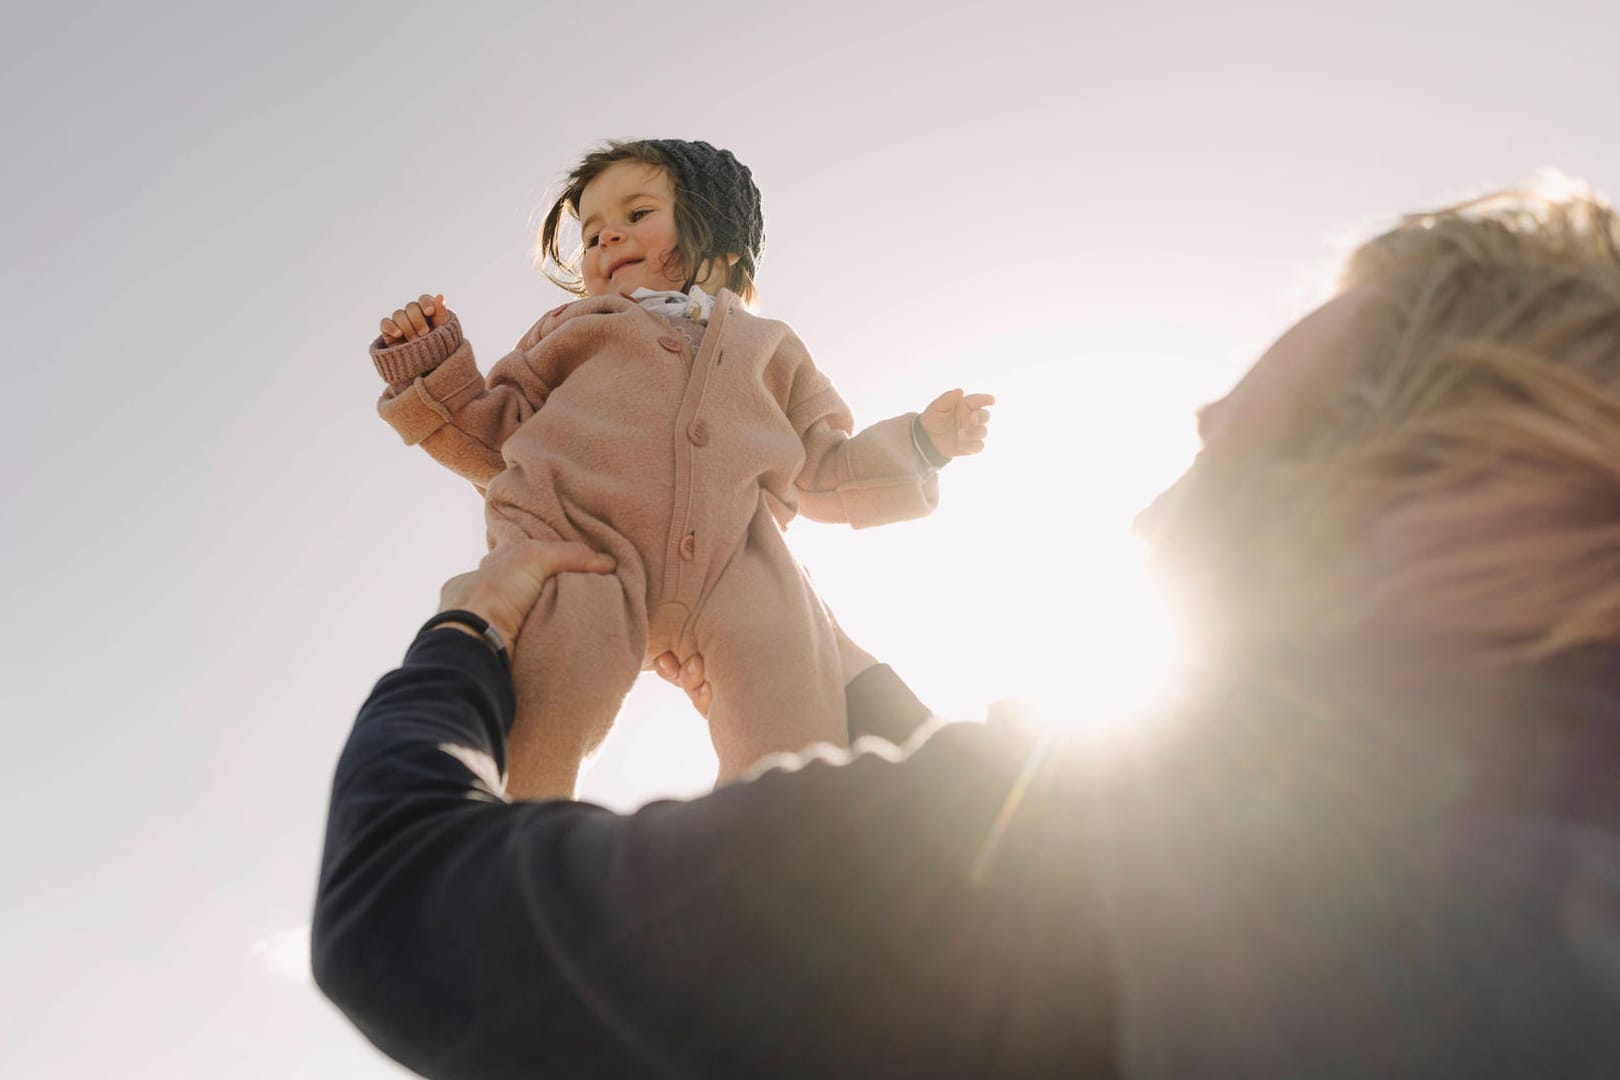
[{"x1": 3, "y1": 0, "x2": 1617, "y2": 1075}]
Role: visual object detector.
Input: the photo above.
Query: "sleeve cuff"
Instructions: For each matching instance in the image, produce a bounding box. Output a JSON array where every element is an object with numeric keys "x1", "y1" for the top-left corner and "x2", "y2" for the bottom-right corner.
[
  {"x1": 910, "y1": 414, "x2": 951, "y2": 469},
  {"x1": 370, "y1": 314, "x2": 465, "y2": 387},
  {"x1": 406, "y1": 623, "x2": 517, "y2": 727}
]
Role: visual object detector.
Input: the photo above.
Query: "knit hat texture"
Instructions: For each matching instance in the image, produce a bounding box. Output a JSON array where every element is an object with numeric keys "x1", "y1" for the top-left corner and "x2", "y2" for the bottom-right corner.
[{"x1": 645, "y1": 139, "x2": 765, "y2": 276}]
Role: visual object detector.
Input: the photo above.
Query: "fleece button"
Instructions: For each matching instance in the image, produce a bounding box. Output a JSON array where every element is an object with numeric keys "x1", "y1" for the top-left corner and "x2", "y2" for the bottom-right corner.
[
  {"x1": 658, "y1": 335, "x2": 681, "y2": 352},
  {"x1": 679, "y1": 532, "x2": 696, "y2": 561},
  {"x1": 687, "y1": 420, "x2": 709, "y2": 446}
]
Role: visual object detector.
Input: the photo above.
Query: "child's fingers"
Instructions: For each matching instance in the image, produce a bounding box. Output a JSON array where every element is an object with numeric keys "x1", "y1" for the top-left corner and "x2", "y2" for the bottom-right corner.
[
  {"x1": 418, "y1": 292, "x2": 451, "y2": 328},
  {"x1": 926, "y1": 388, "x2": 965, "y2": 415},
  {"x1": 390, "y1": 306, "x2": 418, "y2": 339},
  {"x1": 381, "y1": 293, "x2": 449, "y2": 343},
  {"x1": 404, "y1": 300, "x2": 431, "y2": 338},
  {"x1": 961, "y1": 393, "x2": 996, "y2": 409}
]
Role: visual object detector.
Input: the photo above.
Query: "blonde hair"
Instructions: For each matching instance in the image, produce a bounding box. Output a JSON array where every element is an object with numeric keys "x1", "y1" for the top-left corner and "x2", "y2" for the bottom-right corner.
[{"x1": 1154, "y1": 179, "x2": 1620, "y2": 678}]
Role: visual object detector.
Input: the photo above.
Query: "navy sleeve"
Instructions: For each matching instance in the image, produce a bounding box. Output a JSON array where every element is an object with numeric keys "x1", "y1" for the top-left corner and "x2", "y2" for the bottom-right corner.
[
  {"x1": 844, "y1": 662, "x2": 935, "y2": 745},
  {"x1": 312, "y1": 631, "x2": 1113, "y2": 1079}
]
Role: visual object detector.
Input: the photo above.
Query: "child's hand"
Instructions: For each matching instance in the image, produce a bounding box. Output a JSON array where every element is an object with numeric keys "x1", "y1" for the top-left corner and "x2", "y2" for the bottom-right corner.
[
  {"x1": 380, "y1": 293, "x2": 449, "y2": 345},
  {"x1": 919, "y1": 388, "x2": 995, "y2": 458}
]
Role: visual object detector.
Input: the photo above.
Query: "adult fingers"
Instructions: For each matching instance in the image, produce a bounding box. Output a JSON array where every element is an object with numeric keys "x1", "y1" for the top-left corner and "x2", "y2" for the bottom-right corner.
[
  {"x1": 652, "y1": 651, "x2": 710, "y2": 715},
  {"x1": 484, "y1": 538, "x2": 616, "y2": 578},
  {"x1": 677, "y1": 654, "x2": 707, "y2": 693},
  {"x1": 448, "y1": 541, "x2": 615, "y2": 645},
  {"x1": 652, "y1": 651, "x2": 706, "y2": 689}
]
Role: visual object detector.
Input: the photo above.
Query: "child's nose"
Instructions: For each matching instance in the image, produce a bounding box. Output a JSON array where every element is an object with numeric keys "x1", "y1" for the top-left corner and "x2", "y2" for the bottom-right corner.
[{"x1": 599, "y1": 226, "x2": 625, "y2": 245}]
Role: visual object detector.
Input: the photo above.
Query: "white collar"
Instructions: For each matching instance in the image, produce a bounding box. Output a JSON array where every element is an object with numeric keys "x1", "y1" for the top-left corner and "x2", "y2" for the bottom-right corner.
[{"x1": 629, "y1": 285, "x2": 717, "y2": 325}]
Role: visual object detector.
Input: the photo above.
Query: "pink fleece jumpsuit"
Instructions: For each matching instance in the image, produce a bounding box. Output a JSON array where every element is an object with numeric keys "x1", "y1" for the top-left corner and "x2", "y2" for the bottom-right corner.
[{"x1": 370, "y1": 290, "x2": 939, "y2": 796}]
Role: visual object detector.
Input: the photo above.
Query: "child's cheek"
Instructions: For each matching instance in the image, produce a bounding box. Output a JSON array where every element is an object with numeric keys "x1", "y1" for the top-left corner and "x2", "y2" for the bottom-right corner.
[{"x1": 656, "y1": 250, "x2": 687, "y2": 285}]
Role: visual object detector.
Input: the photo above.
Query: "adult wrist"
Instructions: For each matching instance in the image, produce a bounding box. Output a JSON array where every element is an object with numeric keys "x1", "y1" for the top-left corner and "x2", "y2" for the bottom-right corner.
[{"x1": 419, "y1": 609, "x2": 511, "y2": 671}]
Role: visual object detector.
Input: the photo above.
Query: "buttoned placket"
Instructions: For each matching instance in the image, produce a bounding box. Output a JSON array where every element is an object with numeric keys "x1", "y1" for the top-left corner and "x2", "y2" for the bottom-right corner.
[{"x1": 660, "y1": 299, "x2": 730, "y2": 623}]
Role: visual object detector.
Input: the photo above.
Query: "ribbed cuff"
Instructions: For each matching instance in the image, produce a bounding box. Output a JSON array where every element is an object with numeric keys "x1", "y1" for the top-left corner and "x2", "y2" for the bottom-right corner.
[{"x1": 370, "y1": 313, "x2": 464, "y2": 386}]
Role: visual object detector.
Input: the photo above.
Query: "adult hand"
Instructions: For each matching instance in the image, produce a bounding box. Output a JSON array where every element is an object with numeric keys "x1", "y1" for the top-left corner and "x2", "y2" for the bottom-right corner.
[
  {"x1": 653, "y1": 653, "x2": 713, "y2": 717},
  {"x1": 651, "y1": 599, "x2": 878, "y2": 719},
  {"x1": 438, "y1": 540, "x2": 616, "y2": 653},
  {"x1": 381, "y1": 293, "x2": 450, "y2": 345},
  {"x1": 919, "y1": 388, "x2": 995, "y2": 458}
]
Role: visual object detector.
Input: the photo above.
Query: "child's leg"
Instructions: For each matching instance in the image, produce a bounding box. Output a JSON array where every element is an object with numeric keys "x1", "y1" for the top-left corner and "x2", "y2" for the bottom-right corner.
[
  {"x1": 691, "y1": 512, "x2": 849, "y2": 782},
  {"x1": 486, "y1": 518, "x2": 648, "y2": 800},
  {"x1": 505, "y1": 567, "x2": 647, "y2": 799}
]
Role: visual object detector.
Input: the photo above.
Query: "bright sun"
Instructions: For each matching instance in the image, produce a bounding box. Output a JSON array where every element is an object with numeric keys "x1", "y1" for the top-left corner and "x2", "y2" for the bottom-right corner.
[
  {"x1": 577, "y1": 329, "x2": 1208, "y2": 808},
  {"x1": 1020, "y1": 535, "x2": 1184, "y2": 732}
]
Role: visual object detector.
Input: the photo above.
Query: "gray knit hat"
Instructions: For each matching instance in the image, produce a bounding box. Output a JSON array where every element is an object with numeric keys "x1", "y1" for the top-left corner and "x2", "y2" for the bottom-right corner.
[{"x1": 645, "y1": 139, "x2": 766, "y2": 279}]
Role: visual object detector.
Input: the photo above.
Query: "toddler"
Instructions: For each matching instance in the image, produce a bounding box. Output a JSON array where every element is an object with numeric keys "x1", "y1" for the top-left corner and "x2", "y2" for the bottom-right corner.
[{"x1": 368, "y1": 139, "x2": 993, "y2": 798}]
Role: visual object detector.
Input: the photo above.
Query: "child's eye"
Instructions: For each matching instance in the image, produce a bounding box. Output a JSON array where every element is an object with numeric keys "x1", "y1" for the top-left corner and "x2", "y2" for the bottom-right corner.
[
  {"x1": 630, "y1": 208, "x2": 652, "y2": 222},
  {"x1": 584, "y1": 234, "x2": 599, "y2": 248}
]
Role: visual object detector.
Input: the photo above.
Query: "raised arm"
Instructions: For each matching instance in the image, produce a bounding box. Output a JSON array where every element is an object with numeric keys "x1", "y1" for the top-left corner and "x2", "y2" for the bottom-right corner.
[
  {"x1": 312, "y1": 546, "x2": 1100, "y2": 1079},
  {"x1": 369, "y1": 294, "x2": 554, "y2": 490},
  {"x1": 784, "y1": 344, "x2": 994, "y2": 528}
]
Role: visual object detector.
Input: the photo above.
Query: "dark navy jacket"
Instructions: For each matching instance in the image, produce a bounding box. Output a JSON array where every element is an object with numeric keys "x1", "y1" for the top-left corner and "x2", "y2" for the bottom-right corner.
[{"x1": 314, "y1": 630, "x2": 1620, "y2": 1078}]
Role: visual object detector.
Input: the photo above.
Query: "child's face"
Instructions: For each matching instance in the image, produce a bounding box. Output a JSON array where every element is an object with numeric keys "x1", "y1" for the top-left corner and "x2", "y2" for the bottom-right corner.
[{"x1": 577, "y1": 162, "x2": 692, "y2": 298}]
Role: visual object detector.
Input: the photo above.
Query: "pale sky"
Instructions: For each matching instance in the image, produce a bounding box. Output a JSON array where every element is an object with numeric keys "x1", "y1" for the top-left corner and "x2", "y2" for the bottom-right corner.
[{"x1": 4, "y1": 1, "x2": 1618, "y2": 1075}]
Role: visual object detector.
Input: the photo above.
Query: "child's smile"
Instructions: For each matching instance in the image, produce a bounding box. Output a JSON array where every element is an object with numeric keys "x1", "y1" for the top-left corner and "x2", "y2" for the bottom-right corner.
[{"x1": 577, "y1": 161, "x2": 688, "y2": 298}]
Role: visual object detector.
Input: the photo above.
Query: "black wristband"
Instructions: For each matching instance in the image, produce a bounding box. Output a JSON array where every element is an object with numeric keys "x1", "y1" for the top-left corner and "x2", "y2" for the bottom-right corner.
[
  {"x1": 420, "y1": 610, "x2": 511, "y2": 671},
  {"x1": 911, "y1": 414, "x2": 951, "y2": 469}
]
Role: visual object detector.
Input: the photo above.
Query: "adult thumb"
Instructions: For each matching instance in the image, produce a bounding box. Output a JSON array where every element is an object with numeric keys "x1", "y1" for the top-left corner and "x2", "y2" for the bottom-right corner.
[{"x1": 531, "y1": 540, "x2": 616, "y2": 577}]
